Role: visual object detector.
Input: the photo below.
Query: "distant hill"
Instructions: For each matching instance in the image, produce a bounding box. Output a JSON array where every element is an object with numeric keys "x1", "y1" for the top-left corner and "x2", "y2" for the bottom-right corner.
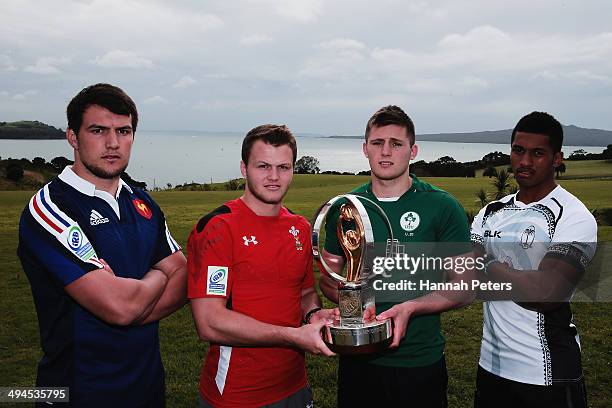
[
  {"x1": 330, "y1": 125, "x2": 611, "y2": 146},
  {"x1": 0, "y1": 121, "x2": 64, "y2": 139}
]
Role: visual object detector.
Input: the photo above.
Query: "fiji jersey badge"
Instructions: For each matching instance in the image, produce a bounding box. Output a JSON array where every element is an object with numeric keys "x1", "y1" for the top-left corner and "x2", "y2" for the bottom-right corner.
[
  {"x1": 289, "y1": 225, "x2": 303, "y2": 251},
  {"x1": 520, "y1": 225, "x2": 536, "y2": 249}
]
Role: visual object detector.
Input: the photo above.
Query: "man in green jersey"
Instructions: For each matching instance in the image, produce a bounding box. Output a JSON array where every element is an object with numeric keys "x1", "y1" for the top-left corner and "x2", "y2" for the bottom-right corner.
[{"x1": 320, "y1": 105, "x2": 474, "y2": 407}]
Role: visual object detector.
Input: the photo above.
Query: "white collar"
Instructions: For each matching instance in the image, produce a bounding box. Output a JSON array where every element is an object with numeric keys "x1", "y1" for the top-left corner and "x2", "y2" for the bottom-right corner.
[
  {"x1": 513, "y1": 185, "x2": 561, "y2": 206},
  {"x1": 58, "y1": 166, "x2": 133, "y2": 218},
  {"x1": 377, "y1": 196, "x2": 400, "y2": 202},
  {"x1": 59, "y1": 166, "x2": 132, "y2": 199}
]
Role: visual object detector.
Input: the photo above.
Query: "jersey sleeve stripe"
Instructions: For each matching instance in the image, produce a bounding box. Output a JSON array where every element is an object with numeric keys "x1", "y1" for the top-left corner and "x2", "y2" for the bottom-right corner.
[
  {"x1": 32, "y1": 194, "x2": 63, "y2": 234},
  {"x1": 40, "y1": 186, "x2": 71, "y2": 228},
  {"x1": 164, "y1": 221, "x2": 181, "y2": 252},
  {"x1": 28, "y1": 187, "x2": 104, "y2": 269},
  {"x1": 42, "y1": 184, "x2": 78, "y2": 227}
]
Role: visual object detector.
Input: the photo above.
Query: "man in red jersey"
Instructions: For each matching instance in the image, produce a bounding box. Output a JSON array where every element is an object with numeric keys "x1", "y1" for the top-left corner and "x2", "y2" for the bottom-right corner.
[{"x1": 188, "y1": 124, "x2": 335, "y2": 408}]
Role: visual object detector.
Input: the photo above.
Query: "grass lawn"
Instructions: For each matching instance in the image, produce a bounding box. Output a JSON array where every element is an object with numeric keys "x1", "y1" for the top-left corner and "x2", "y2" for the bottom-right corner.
[
  {"x1": 475, "y1": 159, "x2": 612, "y2": 179},
  {"x1": 1, "y1": 173, "x2": 610, "y2": 407}
]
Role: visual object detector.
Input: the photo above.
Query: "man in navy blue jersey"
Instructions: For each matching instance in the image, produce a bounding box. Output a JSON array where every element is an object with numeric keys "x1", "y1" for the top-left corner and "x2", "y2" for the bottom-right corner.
[{"x1": 18, "y1": 83, "x2": 187, "y2": 407}]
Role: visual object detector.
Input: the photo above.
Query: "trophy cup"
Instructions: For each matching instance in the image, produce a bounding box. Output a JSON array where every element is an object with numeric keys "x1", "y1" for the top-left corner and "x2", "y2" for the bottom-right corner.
[{"x1": 312, "y1": 194, "x2": 393, "y2": 354}]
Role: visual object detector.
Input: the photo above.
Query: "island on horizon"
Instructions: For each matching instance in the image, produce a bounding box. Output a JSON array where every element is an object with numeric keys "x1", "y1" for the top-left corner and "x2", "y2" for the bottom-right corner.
[
  {"x1": 0, "y1": 121, "x2": 65, "y2": 140},
  {"x1": 327, "y1": 124, "x2": 611, "y2": 147},
  {"x1": 2, "y1": 120, "x2": 610, "y2": 147}
]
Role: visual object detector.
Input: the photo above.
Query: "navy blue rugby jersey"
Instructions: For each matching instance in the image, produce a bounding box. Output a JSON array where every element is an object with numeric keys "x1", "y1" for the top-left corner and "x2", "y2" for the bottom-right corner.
[{"x1": 18, "y1": 167, "x2": 180, "y2": 407}]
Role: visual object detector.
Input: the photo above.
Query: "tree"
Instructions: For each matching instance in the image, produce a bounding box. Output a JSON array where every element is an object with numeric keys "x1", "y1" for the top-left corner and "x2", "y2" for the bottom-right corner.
[
  {"x1": 475, "y1": 188, "x2": 489, "y2": 208},
  {"x1": 6, "y1": 162, "x2": 24, "y2": 181},
  {"x1": 568, "y1": 149, "x2": 587, "y2": 160},
  {"x1": 51, "y1": 156, "x2": 74, "y2": 171},
  {"x1": 224, "y1": 179, "x2": 241, "y2": 191},
  {"x1": 32, "y1": 157, "x2": 46, "y2": 167},
  {"x1": 555, "y1": 162, "x2": 566, "y2": 178},
  {"x1": 435, "y1": 156, "x2": 456, "y2": 164},
  {"x1": 483, "y1": 165, "x2": 498, "y2": 178},
  {"x1": 294, "y1": 155, "x2": 320, "y2": 174},
  {"x1": 492, "y1": 169, "x2": 511, "y2": 200},
  {"x1": 482, "y1": 151, "x2": 510, "y2": 166},
  {"x1": 602, "y1": 144, "x2": 612, "y2": 160}
]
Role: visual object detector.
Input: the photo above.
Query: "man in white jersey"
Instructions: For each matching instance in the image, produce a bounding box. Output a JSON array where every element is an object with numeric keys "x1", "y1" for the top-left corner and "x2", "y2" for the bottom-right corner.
[{"x1": 470, "y1": 111, "x2": 597, "y2": 407}]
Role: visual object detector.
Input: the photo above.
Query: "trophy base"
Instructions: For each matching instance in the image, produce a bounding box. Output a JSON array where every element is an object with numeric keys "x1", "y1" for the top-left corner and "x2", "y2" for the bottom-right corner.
[{"x1": 323, "y1": 319, "x2": 392, "y2": 355}]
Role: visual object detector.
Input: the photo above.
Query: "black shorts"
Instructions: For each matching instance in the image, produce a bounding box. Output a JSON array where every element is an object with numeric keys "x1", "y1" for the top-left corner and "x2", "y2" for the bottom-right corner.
[
  {"x1": 474, "y1": 366, "x2": 587, "y2": 408},
  {"x1": 337, "y1": 356, "x2": 448, "y2": 408}
]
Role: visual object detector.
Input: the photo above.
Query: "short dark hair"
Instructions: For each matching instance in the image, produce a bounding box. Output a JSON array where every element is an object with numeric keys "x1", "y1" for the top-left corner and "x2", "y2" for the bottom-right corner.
[
  {"x1": 511, "y1": 111, "x2": 563, "y2": 152},
  {"x1": 365, "y1": 105, "x2": 415, "y2": 144},
  {"x1": 241, "y1": 124, "x2": 297, "y2": 165},
  {"x1": 67, "y1": 83, "x2": 138, "y2": 134}
]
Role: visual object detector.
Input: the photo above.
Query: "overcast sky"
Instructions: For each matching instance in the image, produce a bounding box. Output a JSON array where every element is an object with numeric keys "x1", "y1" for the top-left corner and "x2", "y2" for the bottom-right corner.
[{"x1": 1, "y1": 0, "x2": 611, "y2": 135}]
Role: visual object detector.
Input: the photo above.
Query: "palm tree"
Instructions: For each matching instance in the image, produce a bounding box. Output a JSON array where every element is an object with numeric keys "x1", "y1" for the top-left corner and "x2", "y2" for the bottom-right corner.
[
  {"x1": 475, "y1": 188, "x2": 489, "y2": 208},
  {"x1": 492, "y1": 169, "x2": 511, "y2": 200},
  {"x1": 555, "y1": 162, "x2": 566, "y2": 178},
  {"x1": 482, "y1": 165, "x2": 498, "y2": 178}
]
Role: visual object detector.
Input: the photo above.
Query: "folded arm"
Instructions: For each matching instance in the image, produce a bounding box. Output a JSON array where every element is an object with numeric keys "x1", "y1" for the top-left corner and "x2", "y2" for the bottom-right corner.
[
  {"x1": 141, "y1": 251, "x2": 188, "y2": 324},
  {"x1": 65, "y1": 260, "x2": 168, "y2": 326}
]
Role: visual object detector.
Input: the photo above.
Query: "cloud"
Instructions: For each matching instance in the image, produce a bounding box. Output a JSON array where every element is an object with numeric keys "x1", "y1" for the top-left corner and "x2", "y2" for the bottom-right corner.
[
  {"x1": 298, "y1": 37, "x2": 368, "y2": 78},
  {"x1": 457, "y1": 76, "x2": 489, "y2": 90},
  {"x1": 0, "y1": 1, "x2": 224, "y2": 57},
  {"x1": 0, "y1": 55, "x2": 17, "y2": 71},
  {"x1": 368, "y1": 26, "x2": 612, "y2": 76},
  {"x1": 533, "y1": 69, "x2": 612, "y2": 85},
  {"x1": 92, "y1": 50, "x2": 153, "y2": 69},
  {"x1": 406, "y1": 1, "x2": 449, "y2": 20},
  {"x1": 439, "y1": 25, "x2": 511, "y2": 48},
  {"x1": 240, "y1": 34, "x2": 274, "y2": 46},
  {"x1": 143, "y1": 95, "x2": 168, "y2": 105},
  {"x1": 250, "y1": 0, "x2": 323, "y2": 23},
  {"x1": 24, "y1": 56, "x2": 70, "y2": 74},
  {"x1": 1, "y1": 2, "x2": 612, "y2": 133},
  {"x1": 173, "y1": 76, "x2": 197, "y2": 89},
  {"x1": 318, "y1": 38, "x2": 365, "y2": 51},
  {"x1": 12, "y1": 90, "x2": 38, "y2": 100},
  {"x1": 317, "y1": 38, "x2": 366, "y2": 61}
]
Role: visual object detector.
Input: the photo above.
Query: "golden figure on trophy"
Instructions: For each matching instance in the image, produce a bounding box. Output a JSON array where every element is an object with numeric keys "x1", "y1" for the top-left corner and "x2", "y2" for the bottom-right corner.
[{"x1": 313, "y1": 194, "x2": 393, "y2": 354}]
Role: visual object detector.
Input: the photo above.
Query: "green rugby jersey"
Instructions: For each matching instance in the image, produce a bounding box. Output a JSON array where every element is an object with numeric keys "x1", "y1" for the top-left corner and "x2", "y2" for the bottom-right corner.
[{"x1": 324, "y1": 175, "x2": 470, "y2": 367}]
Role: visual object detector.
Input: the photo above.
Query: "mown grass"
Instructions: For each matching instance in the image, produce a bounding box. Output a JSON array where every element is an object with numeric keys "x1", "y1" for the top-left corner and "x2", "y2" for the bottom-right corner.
[
  {"x1": 474, "y1": 159, "x2": 612, "y2": 179},
  {"x1": 560, "y1": 160, "x2": 612, "y2": 179},
  {"x1": 1, "y1": 173, "x2": 610, "y2": 407}
]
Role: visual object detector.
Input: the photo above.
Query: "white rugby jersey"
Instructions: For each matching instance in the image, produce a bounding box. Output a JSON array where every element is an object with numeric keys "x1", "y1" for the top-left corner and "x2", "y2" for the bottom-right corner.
[{"x1": 471, "y1": 185, "x2": 597, "y2": 386}]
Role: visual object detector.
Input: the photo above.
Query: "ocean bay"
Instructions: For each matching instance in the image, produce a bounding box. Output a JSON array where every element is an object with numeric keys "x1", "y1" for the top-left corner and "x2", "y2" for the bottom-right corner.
[{"x1": 0, "y1": 131, "x2": 605, "y2": 188}]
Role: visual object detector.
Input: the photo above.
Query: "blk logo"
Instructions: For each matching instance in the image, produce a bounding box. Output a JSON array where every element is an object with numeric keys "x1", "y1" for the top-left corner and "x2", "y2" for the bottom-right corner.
[{"x1": 484, "y1": 230, "x2": 502, "y2": 238}]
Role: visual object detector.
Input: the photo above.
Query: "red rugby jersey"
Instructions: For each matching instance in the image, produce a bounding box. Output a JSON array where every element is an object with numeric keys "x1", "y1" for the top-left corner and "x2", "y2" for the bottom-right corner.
[{"x1": 187, "y1": 198, "x2": 314, "y2": 407}]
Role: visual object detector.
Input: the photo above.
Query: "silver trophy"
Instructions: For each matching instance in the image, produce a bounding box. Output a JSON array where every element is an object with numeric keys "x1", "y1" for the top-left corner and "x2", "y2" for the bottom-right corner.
[{"x1": 312, "y1": 194, "x2": 393, "y2": 354}]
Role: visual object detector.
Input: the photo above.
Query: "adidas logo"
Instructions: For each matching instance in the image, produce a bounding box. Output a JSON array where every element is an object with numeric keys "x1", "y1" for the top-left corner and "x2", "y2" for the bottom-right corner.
[{"x1": 90, "y1": 209, "x2": 110, "y2": 226}]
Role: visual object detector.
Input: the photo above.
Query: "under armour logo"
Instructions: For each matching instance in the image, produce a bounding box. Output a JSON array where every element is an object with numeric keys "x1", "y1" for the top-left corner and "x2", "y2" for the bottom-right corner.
[
  {"x1": 289, "y1": 226, "x2": 299, "y2": 237},
  {"x1": 243, "y1": 235, "x2": 258, "y2": 246}
]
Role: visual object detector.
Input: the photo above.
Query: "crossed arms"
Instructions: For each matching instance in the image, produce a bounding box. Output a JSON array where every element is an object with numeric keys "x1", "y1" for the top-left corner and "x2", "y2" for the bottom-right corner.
[{"x1": 65, "y1": 251, "x2": 187, "y2": 326}]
